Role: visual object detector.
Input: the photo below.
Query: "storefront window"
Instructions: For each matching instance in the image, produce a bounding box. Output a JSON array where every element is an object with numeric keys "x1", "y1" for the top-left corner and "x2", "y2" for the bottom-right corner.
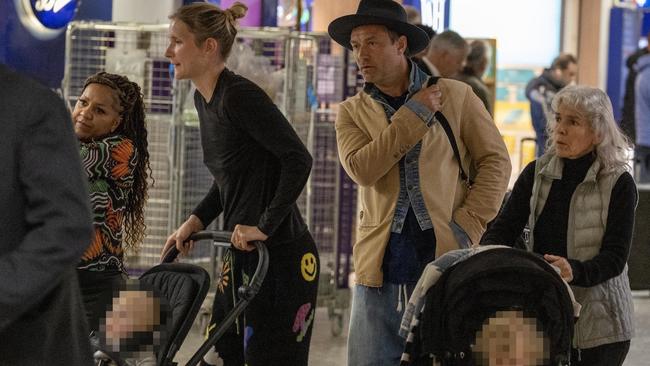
[{"x1": 449, "y1": 0, "x2": 562, "y2": 178}]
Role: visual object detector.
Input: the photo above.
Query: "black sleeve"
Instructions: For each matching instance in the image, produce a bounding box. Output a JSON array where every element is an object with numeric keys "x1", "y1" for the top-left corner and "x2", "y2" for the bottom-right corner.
[
  {"x1": 192, "y1": 181, "x2": 223, "y2": 227},
  {"x1": 481, "y1": 161, "x2": 536, "y2": 246},
  {"x1": 568, "y1": 172, "x2": 637, "y2": 287},
  {"x1": 0, "y1": 89, "x2": 93, "y2": 331},
  {"x1": 225, "y1": 83, "x2": 312, "y2": 236}
]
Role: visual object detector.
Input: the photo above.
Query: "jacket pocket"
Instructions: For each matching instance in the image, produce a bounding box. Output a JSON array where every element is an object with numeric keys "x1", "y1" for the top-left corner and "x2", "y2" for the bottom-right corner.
[{"x1": 577, "y1": 300, "x2": 616, "y2": 343}]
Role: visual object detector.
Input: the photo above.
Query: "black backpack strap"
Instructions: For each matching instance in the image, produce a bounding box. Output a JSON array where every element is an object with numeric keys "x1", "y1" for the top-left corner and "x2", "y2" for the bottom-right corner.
[{"x1": 426, "y1": 77, "x2": 473, "y2": 188}]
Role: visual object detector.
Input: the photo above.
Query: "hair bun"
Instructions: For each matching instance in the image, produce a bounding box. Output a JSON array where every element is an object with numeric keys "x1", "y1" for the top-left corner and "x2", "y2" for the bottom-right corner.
[{"x1": 228, "y1": 2, "x2": 248, "y2": 20}]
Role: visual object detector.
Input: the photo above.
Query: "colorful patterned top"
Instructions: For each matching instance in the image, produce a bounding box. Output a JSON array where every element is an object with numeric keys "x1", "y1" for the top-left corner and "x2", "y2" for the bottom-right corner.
[{"x1": 77, "y1": 135, "x2": 138, "y2": 272}]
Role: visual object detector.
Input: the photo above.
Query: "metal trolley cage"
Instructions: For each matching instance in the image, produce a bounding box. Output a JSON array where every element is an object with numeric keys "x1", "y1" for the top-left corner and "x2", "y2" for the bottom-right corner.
[{"x1": 62, "y1": 21, "x2": 350, "y2": 284}]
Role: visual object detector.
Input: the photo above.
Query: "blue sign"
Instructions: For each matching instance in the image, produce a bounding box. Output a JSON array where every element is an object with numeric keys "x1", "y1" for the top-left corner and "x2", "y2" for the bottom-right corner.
[
  {"x1": 30, "y1": 0, "x2": 79, "y2": 29},
  {"x1": 15, "y1": 0, "x2": 80, "y2": 39}
]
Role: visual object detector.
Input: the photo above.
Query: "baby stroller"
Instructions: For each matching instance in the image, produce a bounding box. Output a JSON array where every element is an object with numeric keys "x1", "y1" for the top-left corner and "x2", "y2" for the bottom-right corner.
[
  {"x1": 402, "y1": 247, "x2": 575, "y2": 366},
  {"x1": 94, "y1": 231, "x2": 268, "y2": 366}
]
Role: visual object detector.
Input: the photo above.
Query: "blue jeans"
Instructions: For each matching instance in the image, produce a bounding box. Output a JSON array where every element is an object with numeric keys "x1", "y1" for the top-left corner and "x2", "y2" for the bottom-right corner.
[{"x1": 348, "y1": 283, "x2": 413, "y2": 366}]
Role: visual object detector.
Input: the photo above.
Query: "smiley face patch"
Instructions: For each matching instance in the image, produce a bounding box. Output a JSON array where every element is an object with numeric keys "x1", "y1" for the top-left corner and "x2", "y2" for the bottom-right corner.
[{"x1": 300, "y1": 252, "x2": 317, "y2": 282}]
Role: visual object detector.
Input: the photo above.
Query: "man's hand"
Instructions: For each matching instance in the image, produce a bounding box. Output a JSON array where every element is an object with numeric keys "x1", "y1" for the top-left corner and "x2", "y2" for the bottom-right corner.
[
  {"x1": 544, "y1": 254, "x2": 573, "y2": 282},
  {"x1": 230, "y1": 224, "x2": 268, "y2": 252},
  {"x1": 410, "y1": 83, "x2": 442, "y2": 114}
]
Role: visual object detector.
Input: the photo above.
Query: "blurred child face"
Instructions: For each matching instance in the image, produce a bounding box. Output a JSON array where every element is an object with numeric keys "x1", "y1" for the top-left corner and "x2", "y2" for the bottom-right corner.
[
  {"x1": 104, "y1": 290, "x2": 160, "y2": 348},
  {"x1": 73, "y1": 83, "x2": 121, "y2": 141},
  {"x1": 553, "y1": 103, "x2": 599, "y2": 159},
  {"x1": 473, "y1": 310, "x2": 549, "y2": 366}
]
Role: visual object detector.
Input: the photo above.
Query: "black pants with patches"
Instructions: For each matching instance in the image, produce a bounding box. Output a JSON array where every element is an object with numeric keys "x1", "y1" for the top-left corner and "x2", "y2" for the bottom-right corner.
[{"x1": 209, "y1": 230, "x2": 320, "y2": 366}]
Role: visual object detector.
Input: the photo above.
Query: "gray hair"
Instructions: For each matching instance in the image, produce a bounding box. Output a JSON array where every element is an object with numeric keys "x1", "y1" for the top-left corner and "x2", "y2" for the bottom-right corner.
[
  {"x1": 430, "y1": 30, "x2": 468, "y2": 52},
  {"x1": 546, "y1": 85, "x2": 631, "y2": 173}
]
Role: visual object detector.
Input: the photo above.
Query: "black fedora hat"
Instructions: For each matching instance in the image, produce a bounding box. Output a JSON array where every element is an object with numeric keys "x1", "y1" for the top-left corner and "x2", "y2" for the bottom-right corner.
[{"x1": 328, "y1": 0, "x2": 430, "y2": 55}]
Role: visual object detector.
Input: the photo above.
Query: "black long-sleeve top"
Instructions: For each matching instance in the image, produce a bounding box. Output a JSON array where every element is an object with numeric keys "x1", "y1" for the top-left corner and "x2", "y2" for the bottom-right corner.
[
  {"x1": 192, "y1": 68, "x2": 312, "y2": 245},
  {"x1": 481, "y1": 153, "x2": 637, "y2": 287}
]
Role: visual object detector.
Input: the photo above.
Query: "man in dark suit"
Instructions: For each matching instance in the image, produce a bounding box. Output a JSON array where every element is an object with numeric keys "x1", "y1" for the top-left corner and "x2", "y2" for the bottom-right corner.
[{"x1": 0, "y1": 64, "x2": 94, "y2": 365}]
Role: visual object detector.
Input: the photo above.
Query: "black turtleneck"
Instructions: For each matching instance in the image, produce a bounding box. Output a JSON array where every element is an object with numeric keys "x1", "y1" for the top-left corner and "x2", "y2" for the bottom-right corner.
[
  {"x1": 533, "y1": 153, "x2": 596, "y2": 257},
  {"x1": 481, "y1": 153, "x2": 637, "y2": 287}
]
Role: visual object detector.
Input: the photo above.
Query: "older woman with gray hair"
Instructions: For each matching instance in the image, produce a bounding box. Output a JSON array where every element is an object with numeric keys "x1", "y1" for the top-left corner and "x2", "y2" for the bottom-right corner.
[{"x1": 481, "y1": 85, "x2": 636, "y2": 366}]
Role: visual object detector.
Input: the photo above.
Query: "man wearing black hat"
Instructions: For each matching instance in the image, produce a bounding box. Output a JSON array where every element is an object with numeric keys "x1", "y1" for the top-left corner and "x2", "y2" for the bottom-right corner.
[{"x1": 329, "y1": 1, "x2": 511, "y2": 364}]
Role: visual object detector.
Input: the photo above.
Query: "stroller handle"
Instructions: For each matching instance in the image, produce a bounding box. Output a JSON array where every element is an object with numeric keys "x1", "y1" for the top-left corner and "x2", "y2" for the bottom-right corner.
[
  {"x1": 162, "y1": 230, "x2": 241, "y2": 263},
  {"x1": 161, "y1": 230, "x2": 269, "y2": 301}
]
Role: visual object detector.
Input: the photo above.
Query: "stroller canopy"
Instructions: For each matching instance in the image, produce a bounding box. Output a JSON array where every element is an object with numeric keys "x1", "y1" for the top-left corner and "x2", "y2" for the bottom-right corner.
[{"x1": 418, "y1": 248, "x2": 575, "y2": 365}]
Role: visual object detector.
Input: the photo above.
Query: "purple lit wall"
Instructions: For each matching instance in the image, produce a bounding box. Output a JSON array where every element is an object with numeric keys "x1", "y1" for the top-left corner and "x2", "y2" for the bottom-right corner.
[{"x1": 221, "y1": 0, "x2": 263, "y2": 26}]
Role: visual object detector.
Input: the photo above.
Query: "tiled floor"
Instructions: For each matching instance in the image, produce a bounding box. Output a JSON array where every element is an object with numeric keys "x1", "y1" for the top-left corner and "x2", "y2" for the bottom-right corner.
[{"x1": 176, "y1": 291, "x2": 650, "y2": 365}]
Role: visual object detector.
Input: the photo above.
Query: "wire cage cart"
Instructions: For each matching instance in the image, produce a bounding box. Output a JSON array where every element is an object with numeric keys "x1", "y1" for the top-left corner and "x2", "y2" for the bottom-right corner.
[{"x1": 63, "y1": 21, "x2": 355, "y2": 336}]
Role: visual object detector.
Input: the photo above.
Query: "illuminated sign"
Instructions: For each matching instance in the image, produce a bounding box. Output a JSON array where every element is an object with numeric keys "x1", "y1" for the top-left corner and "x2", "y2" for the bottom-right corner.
[{"x1": 15, "y1": 0, "x2": 80, "y2": 40}]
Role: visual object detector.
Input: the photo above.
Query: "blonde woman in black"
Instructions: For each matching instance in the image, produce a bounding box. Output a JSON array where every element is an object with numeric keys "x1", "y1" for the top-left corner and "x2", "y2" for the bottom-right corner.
[{"x1": 161, "y1": 3, "x2": 319, "y2": 365}]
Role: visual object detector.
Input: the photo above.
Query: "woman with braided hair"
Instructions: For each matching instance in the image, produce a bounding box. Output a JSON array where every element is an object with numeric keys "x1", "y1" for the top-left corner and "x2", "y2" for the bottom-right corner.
[
  {"x1": 161, "y1": 2, "x2": 318, "y2": 365},
  {"x1": 73, "y1": 71, "x2": 152, "y2": 333}
]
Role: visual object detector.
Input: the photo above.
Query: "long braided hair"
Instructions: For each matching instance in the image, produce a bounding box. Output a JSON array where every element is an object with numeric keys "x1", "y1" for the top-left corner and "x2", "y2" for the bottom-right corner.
[{"x1": 82, "y1": 72, "x2": 152, "y2": 252}]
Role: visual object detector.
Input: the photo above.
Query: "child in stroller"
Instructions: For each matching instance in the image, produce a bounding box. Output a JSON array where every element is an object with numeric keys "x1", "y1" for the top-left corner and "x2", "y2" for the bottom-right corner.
[
  {"x1": 400, "y1": 246, "x2": 580, "y2": 366},
  {"x1": 93, "y1": 231, "x2": 267, "y2": 366},
  {"x1": 92, "y1": 260, "x2": 209, "y2": 366},
  {"x1": 92, "y1": 279, "x2": 171, "y2": 366}
]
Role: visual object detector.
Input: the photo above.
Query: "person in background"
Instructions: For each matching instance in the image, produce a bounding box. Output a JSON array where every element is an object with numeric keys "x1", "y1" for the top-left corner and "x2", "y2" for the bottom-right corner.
[
  {"x1": 421, "y1": 29, "x2": 469, "y2": 78},
  {"x1": 328, "y1": 1, "x2": 511, "y2": 364},
  {"x1": 0, "y1": 64, "x2": 94, "y2": 365},
  {"x1": 482, "y1": 85, "x2": 635, "y2": 366},
  {"x1": 74, "y1": 71, "x2": 152, "y2": 334},
  {"x1": 411, "y1": 23, "x2": 436, "y2": 75},
  {"x1": 403, "y1": 4, "x2": 421, "y2": 24},
  {"x1": 634, "y1": 39, "x2": 650, "y2": 183},
  {"x1": 620, "y1": 32, "x2": 650, "y2": 142},
  {"x1": 455, "y1": 39, "x2": 493, "y2": 116},
  {"x1": 526, "y1": 53, "x2": 578, "y2": 157},
  {"x1": 161, "y1": 2, "x2": 319, "y2": 365}
]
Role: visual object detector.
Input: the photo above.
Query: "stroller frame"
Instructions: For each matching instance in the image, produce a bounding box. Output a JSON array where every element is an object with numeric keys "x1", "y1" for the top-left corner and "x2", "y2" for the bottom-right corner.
[
  {"x1": 414, "y1": 248, "x2": 575, "y2": 366},
  {"x1": 165, "y1": 231, "x2": 269, "y2": 365},
  {"x1": 95, "y1": 231, "x2": 268, "y2": 366}
]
